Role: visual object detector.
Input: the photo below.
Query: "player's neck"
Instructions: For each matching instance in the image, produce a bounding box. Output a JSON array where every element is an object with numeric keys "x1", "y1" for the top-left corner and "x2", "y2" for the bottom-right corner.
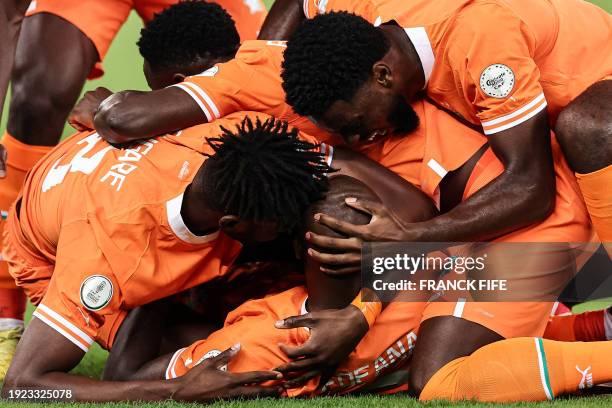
[{"x1": 180, "y1": 183, "x2": 222, "y2": 235}]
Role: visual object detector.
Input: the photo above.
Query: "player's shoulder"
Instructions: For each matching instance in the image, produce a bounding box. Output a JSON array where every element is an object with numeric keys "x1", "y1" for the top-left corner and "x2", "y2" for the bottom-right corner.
[{"x1": 235, "y1": 40, "x2": 286, "y2": 66}]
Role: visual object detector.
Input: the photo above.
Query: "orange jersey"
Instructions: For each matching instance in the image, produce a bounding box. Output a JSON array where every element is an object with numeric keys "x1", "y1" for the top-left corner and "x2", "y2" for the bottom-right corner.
[
  {"x1": 15, "y1": 113, "x2": 321, "y2": 352},
  {"x1": 172, "y1": 41, "x2": 331, "y2": 141},
  {"x1": 304, "y1": 0, "x2": 612, "y2": 133},
  {"x1": 166, "y1": 286, "x2": 423, "y2": 397}
]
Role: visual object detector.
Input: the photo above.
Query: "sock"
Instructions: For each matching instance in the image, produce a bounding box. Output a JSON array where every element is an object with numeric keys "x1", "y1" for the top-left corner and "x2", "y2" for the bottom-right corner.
[
  {"x1": 419, "y1": 337, "x2": 612, "y2": 402},
  {"x1": 544, "y1": 309, "x2": 611, "y2": 342},
  {"x1": 576, "y1": 165, "x2": 612, "y2": 258},
  {"x1": 0, "y1": 132, "x2": 51, "y2": 320},
  {"x1": 0, "y1": 288, "x2": 25, "y2": 327}
]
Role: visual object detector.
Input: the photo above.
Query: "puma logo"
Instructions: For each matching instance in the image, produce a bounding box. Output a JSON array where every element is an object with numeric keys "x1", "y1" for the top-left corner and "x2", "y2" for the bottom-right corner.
[{"x1": 576, "y1": 365, "x2": 593, "y2": 389}]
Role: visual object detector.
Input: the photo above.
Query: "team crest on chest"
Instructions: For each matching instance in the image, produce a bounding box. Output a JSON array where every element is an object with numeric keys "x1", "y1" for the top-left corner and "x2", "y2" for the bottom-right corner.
[
  {"x1": 80, "y1": 275, "x2": 114, "y2": 311},
  {"x1": 479, "y1": 64, "x2": 515, "y2": 99}
]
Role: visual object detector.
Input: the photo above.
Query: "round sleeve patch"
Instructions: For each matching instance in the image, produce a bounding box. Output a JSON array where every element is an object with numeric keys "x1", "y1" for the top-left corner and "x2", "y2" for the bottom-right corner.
[
  {"x1": 479, "y1": 64, "x2": 515, "y2": 99},
  {"x1": 80, "y1": 275, "x2": 114, "y2": 311}
]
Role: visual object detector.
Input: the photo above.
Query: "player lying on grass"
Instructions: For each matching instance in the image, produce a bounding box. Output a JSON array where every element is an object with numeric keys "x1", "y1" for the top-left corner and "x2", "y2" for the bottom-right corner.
[
  {"x1": 102, "y1": 175, "x2": 612, "y2": 402},
  {"x1": 0, "y1": 112, "x2": 338, "y2": 401},
  {"x1": 92, "y1": 105, "x2": 604, "y2": 402},
  {"x1": 0, "y1": 0, "x2": 261, "y2": 380},
  {"x1": 65, "y1": 0, "x2": 608, "y2": 393}
]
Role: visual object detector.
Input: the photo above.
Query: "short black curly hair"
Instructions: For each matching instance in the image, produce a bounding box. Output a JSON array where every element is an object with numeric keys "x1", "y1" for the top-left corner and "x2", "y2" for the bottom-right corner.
[
  {"x1": 138, "y1": 0, "x2": 239, "y2": 70},
  {"x1": 202, "y1": 117, "x2": 333, "y2": 232},
  {"x1": 282, "y1": 12, "x2": 390, "y2": 118}
]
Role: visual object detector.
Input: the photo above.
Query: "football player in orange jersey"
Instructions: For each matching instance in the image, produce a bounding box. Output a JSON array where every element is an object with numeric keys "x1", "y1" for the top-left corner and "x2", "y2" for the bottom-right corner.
[
  {"x1": 0, "y1": 0, "x2": 248, "y2": 380},
  {"x1": 280, "y1": 7, "x2": 612, "y2": 397},
  {"x1": 99, "y1": 175, "x2": 612, "y2": 402},
  {"x1": 1, "y1": 112, "x2": 336, "y2": 401},
  {"x1": 281, "y1": 5, "x2": 611, "y2": 247}
]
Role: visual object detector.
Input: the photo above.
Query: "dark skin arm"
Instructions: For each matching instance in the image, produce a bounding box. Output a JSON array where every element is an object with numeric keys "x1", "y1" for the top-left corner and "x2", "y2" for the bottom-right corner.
[
  {"x1": 308, "y1": 112, "x2": 556, "y2": 269},
  {"x1": 275, "y1": 154, "x2": 437, "y2": 382},
  {"x1": 68, "y1": 87, "x2": 206, "y2": 144},
  {"x1": 2, "y1": 318, "x2": 281, "y2": 402},
  {"x1": 257, "y1": 0, "x2": 305, "y2": 40}
]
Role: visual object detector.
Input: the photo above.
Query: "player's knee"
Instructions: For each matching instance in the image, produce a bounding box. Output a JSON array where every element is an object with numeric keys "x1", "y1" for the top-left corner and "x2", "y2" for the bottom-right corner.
[
  {"x1": 555, "y1": 102, "x2": 611, "y2": 173},
  {"x1": 8, "y1": 63, "x2": 85, "y2": 143},
  {"x1": 555, "y1": 105, "x2": 583, "y2": 153}
]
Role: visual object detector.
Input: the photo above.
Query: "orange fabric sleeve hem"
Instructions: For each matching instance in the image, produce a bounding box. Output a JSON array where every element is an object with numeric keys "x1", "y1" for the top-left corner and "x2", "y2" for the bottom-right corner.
[{"x1": 2, "y1": 132, "x2": 53, "y2": 172}]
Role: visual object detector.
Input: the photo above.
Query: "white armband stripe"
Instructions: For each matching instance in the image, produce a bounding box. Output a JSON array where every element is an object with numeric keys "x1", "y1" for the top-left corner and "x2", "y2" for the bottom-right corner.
[
  {"x1": 171, "y1": 83, "x2": 213, "y2": 121},
  {"x1": 33, "y1": 311, "x2": 89, "y2": 352},
  {"x1": 483, "y1": 99, "x2": 547, "y2": 135},
  {"x1": 37, "y1": 303, "x2": 94, "y2": 346},
  {"x1": 481, "y1": 93, "x2": 546, "y2": 127}
]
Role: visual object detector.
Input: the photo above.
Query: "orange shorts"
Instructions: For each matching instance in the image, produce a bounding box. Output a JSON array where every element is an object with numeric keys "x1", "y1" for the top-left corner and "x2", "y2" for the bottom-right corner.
[
  {"x1": 26, "y1": 0, "x2": 266, "y2": 79},
  {"x1": 2, "y1": 206, "x2": 125, "y2": 349},
  {"x1": 421, "y1": 138, "x2": 594, "y2": 339},
  {"x1": 166, "y1": 286, "x2": 426, "y2": 397}
]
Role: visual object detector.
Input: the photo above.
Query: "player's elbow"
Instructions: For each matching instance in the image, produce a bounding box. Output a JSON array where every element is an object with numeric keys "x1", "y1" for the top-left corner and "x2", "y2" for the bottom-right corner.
[
  {"x1": 517, "y1": 172, "x2": 556, "y2": 224},
  {"x1": 2, "y1": 365, "x2": 39, "y2": 397}
]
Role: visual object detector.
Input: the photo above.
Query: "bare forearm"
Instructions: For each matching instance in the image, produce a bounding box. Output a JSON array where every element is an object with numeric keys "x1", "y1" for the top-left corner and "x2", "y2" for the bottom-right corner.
[
  {"x1": 3, "y1": 371, "x2": 179, "y2": 402},
  {"x1": 94, "y1": 88, "x2": 206, "y2": 144},
  {"x1": 258, "y1": 0, "x2": 304, "y2": 40},
  {"x1": 409, "y1": 169, "x2": 555, "y2": 242}
]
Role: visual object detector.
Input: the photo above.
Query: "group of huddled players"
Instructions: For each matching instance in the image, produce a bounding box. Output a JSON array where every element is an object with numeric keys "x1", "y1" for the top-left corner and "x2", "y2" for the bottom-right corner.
[{"x1": 0, "y1": 0, "x2": 610, "y2": 403}]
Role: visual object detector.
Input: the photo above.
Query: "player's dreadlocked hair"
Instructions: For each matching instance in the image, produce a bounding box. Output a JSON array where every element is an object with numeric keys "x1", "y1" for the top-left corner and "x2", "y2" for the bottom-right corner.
[
  {"x1": 202, "y1": 117, "x2": 333, "y2": 232},
  {"x1": 282, "y1": 12, "x2": 390, "y2": 118},
  {"x1": 138, "y1": 0, "x2": 239, "y2": 70}
]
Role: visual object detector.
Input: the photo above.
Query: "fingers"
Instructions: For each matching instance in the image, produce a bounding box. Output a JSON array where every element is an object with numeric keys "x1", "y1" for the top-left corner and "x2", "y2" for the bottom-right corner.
[
  {"x1": 314, "y1": 213, "x2": 366, "y2": 237},
  {"x1": 319, "y1": 264, "x2": 361, "y2": 276},
  {"x1": 68, "y1": 118, "x2": 88, "y2": 132},
  {"x1": 205, "y1": 343, "x2": 241, "y2": 369},
  {"x1": 305, "y1": 231, "x2": 361, "y2": 251},
  {"x1": 277, "y1": 342, "x2": 316, "y2": 360},
  {"x1": 0, "y1": 144, "x2": 6, "y2": 178},
  {"x1": 274, "y1": 313, "x2": 314, "y2": 330},
  {"x1": 283, "y1": 370, "x2": 319, "y2": 389},
  {"x1": 307, "y1": 247, "x2": 361, "y2": 266},
  {"x1": 275, "y1": 357, "x2": 320, "y2": 374},
  {"x1": 231, "y1": 370, "x2": 283, "y2": 385},
  {"x1": 345, "y1": 197, "x2": 384, "y2": 216}
]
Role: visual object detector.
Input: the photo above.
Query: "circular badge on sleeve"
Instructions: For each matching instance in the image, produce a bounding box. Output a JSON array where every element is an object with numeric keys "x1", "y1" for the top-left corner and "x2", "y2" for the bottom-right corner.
[
  {"x1": 80, "y1": 275, "x2": 114, "y2": 311},
  {"x1": 479, "y1": 64, "x2": 515, "y2": 98}
]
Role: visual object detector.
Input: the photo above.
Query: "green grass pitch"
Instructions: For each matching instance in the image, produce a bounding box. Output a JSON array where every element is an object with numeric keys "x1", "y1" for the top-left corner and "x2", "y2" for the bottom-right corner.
[{"x1": 2, "y1": 0, "x2": 612, "y2": 406}]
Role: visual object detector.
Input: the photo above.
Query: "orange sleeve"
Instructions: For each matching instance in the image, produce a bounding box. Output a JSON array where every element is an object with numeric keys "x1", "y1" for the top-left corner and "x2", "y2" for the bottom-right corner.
[
  {"x1": 303, "y1": 0, "x2": 381, "y2": 24},
  {"x1": 171, "y1": 41, "x2": 287, "y2": 122},
  {"x1": 449, "y1": 3, "x2": 547, "y2": 135},
  {"x1": 32, "y1": 220, "x2": 122, "y2": 352}
]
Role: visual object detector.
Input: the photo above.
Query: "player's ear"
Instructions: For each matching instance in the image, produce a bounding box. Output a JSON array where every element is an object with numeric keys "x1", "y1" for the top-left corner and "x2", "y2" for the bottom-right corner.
[
  {"x1": 372, "y1": 62, "x2": 393, "y2": 88},
  {"x1": 173, "y1": 73, "x2": 187, "y2": 84},
  {"x1": 218, "y1": 215, "x2": 240, "y2": 232}
]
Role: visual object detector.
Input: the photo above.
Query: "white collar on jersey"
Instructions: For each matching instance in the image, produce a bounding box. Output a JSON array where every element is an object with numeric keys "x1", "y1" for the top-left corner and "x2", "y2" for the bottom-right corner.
[
  {"x1": 166, "y1": 193, "x2": 219, "y2": 244},
  {"x1": 403, "y1": 27, "x2": 435, "y2": 89}
]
